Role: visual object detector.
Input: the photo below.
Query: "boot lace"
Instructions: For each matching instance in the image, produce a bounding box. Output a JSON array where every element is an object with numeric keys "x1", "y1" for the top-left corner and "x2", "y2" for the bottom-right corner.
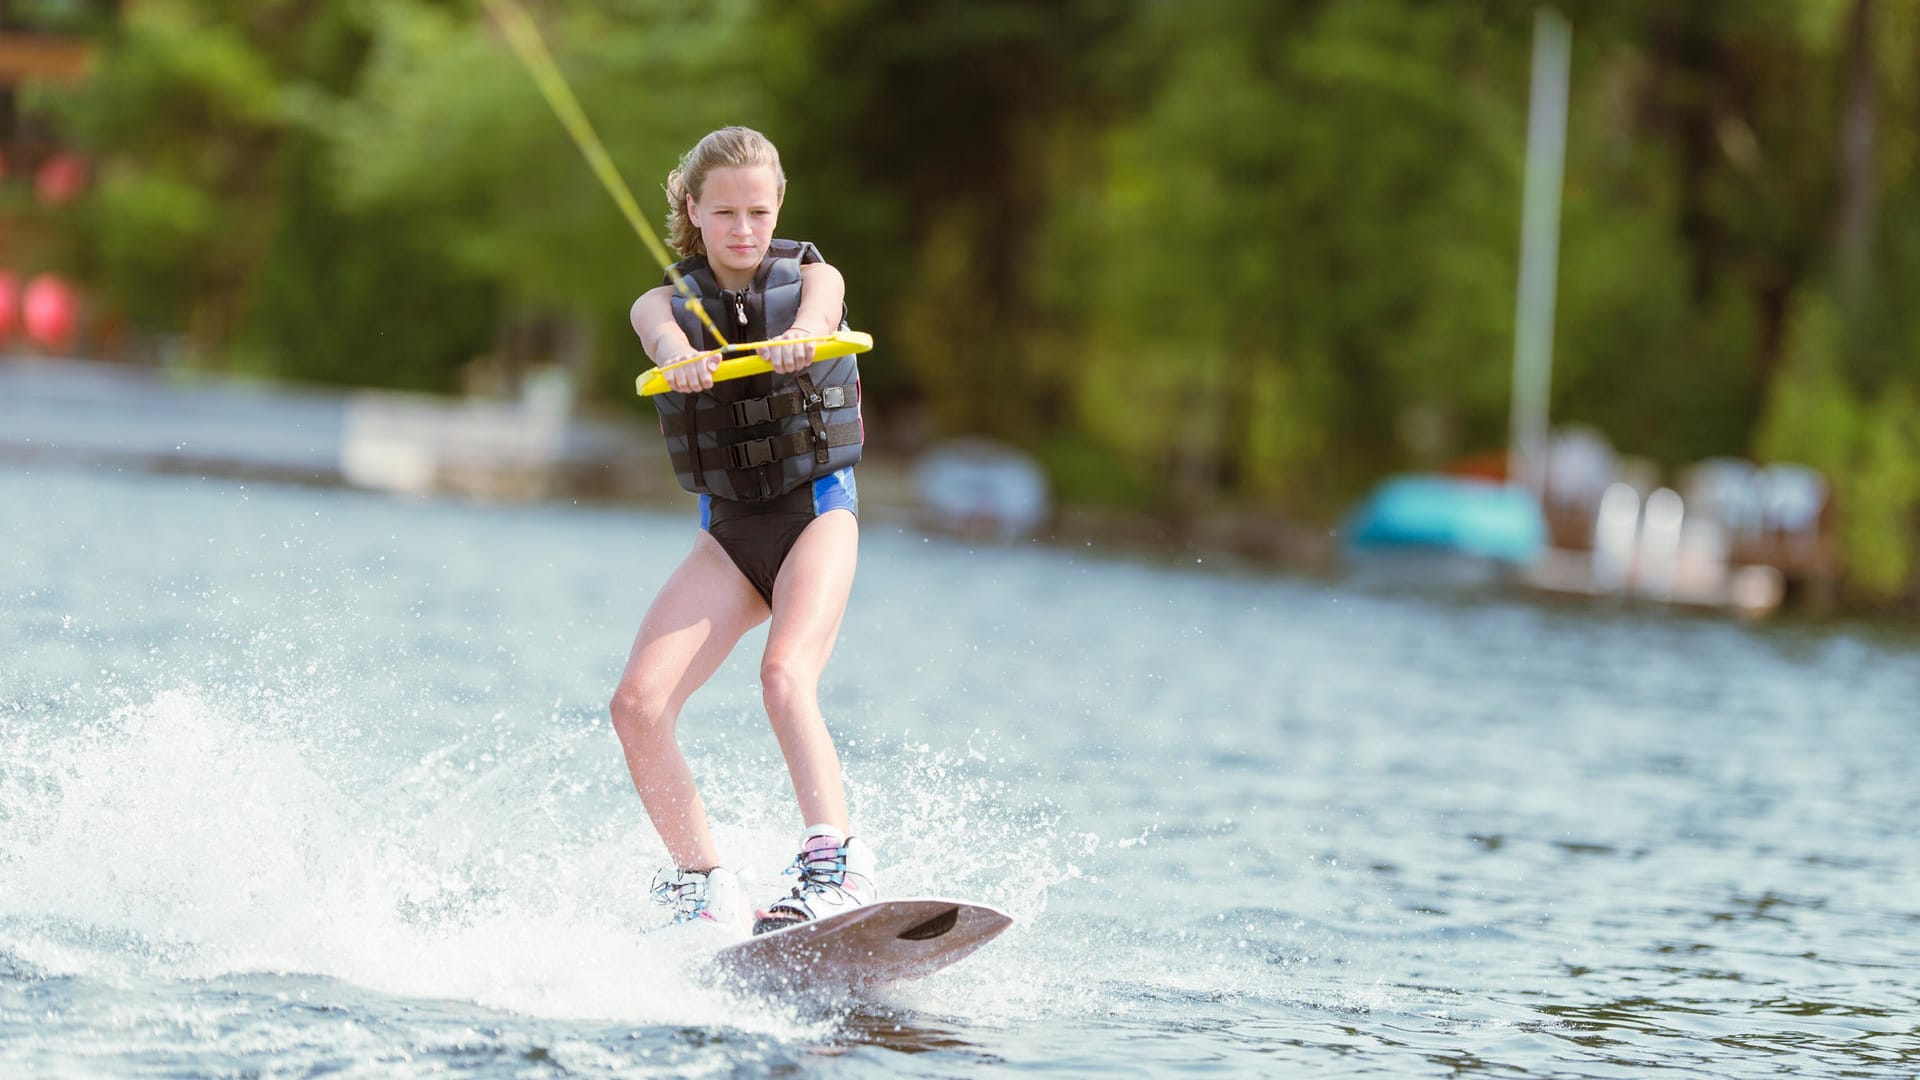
[
  {"x1": 650, "y1": 870, "x2": 706, "y2": 923},
  {"x1": 774, "y1": 839, "x2": 861, "y2": 913}
]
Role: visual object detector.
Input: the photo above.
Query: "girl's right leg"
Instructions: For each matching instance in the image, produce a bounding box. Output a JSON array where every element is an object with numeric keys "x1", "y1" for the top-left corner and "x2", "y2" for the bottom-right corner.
[{"x1": 609, "y1": 530, "x2": 769, "y2": 871}]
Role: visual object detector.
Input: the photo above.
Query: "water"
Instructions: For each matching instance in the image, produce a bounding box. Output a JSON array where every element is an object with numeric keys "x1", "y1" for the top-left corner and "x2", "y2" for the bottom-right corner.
[{"x1": 2, "y1": 462, "x2": 1916, "y2": 1077}]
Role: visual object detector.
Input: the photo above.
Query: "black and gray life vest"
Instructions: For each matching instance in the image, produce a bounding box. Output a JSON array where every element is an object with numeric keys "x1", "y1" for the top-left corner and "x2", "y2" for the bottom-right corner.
[{"x1": 650, "y1": 239, "x2": 863, "y2": 503}]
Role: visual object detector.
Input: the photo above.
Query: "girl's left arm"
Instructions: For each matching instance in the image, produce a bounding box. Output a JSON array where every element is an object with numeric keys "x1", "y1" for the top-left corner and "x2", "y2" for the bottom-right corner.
[{"x1": 767, "y1": 261, "x2": 847, "y2": 373}]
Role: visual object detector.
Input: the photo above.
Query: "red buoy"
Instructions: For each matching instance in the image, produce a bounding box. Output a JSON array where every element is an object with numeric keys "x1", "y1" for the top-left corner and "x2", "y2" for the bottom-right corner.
[{"x1": 23, "y1": 274, "x2": 79, "y2": 349}]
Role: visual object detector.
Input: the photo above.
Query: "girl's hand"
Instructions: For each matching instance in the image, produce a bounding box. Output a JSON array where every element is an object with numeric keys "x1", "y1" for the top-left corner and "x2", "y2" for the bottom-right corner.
[
  {"x1": 661, "y1": 346, "x2": 719, "y2": 394},
  {"x1": 765, "y1": 328, "x2": 818, "y2": 375}
]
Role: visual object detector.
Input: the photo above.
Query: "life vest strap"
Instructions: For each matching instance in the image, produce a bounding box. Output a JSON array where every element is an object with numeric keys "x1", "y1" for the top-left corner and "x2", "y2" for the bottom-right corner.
[
  {"x1": 656, "y1": 384, "x2": 856, "y2": 437},
  {"x1": 793, "y1": 372, "x2": 833, "y2": 464},
  {"x1": 731, "y1": 383, "x2": 852, "y2": 427},
  {"x1": 669, "y1": 421, "x2": 862, "y2": 477}
]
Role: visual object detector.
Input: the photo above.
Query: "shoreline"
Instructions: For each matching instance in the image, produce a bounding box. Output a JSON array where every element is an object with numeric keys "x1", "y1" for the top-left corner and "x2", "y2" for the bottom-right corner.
[
  {"x1": 0, "y1": 353, "x2": 1339, "y2": 572},
  {"x1": 9, "y1": 354, "x2": 1901, "y2": 621}
]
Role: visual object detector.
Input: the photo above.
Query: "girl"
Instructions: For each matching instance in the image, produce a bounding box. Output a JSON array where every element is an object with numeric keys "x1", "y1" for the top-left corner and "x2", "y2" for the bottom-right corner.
[{"x1": 612, "y1": 126, "x2": 874, "y2": 936}]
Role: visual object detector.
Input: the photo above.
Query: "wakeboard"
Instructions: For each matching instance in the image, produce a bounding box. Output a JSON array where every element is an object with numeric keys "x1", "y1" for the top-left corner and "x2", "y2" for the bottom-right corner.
[{"x1": 711, "y1": 898, "x2": 1011, "y2": 992}]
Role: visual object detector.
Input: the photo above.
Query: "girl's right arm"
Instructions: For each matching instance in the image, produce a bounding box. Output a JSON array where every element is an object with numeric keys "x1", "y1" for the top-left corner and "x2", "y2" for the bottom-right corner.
[{"x1": 631, "y1": 286, "x2": 719, "y2": 393}]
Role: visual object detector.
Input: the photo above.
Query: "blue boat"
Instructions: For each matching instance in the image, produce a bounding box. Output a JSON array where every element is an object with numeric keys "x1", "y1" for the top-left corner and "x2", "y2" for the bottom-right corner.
[{"x1": 1345, "y1": 474, "x2": 1547, "y2": 566}]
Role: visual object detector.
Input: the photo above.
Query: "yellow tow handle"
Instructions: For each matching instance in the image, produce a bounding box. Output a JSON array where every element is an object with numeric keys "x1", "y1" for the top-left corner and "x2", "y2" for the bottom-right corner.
[{"x1": 636, "y1": 330, "x2": 874, "y2": 397}]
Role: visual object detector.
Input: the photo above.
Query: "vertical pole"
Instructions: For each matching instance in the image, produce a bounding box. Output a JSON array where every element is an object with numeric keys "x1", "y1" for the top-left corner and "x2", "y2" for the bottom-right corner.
[{"x1": 1509, "y1": 7, "x2": 1571, "y2": 496}]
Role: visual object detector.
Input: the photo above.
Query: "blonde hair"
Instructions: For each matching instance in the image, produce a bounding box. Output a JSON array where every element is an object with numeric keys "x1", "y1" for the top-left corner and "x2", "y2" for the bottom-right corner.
[{"x1": 664, "y1": 126, "x2": 787, "y2": 258}]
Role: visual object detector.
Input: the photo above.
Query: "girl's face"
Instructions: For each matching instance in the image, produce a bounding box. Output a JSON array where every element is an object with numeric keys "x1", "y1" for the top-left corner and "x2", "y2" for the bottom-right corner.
[{"x1": 688, "y1": 165, "x2": 783, "y2": 288}]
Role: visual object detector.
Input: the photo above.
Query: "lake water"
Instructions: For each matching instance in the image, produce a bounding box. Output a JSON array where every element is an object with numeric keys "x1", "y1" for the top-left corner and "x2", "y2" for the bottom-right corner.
[{"x1": 2, "y1": 463, "x2": 1916, "y2": 1077}]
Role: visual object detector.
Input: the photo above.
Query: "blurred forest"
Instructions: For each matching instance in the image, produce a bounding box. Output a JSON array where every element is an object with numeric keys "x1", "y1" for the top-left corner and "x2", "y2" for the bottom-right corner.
[{"x1": 7, "y1": 0, "x2": 1920, "y2": 601}]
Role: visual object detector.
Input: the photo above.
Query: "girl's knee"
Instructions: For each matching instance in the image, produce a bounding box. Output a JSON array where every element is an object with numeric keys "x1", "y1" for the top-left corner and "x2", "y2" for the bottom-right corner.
[
  {"x1": 610, "y1": 683, "x2": 672, "y2": 743},
  {"x1": 759, "y1": 658, "x2": 818, "y2": 717}
]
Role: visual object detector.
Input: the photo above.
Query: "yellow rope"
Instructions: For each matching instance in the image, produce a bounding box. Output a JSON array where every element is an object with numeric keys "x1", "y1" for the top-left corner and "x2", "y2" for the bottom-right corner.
[{"x1": 479, "y1": 0, "x2": 731, "y2": 348}]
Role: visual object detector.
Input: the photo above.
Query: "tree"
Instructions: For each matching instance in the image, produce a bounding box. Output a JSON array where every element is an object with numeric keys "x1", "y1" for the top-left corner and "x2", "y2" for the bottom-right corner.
[{"x1": 1040, "y1": 0, "x2": 1527, "y2": 514}]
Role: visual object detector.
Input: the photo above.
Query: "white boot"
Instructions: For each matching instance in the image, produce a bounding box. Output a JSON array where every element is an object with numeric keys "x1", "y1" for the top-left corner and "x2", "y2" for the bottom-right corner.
[
  {"x1": 650, "y1": 866, "x2": 750, "y2": 937},
  {"x1": 753, "y1": 824, "x2": 878, "y2": 935}
]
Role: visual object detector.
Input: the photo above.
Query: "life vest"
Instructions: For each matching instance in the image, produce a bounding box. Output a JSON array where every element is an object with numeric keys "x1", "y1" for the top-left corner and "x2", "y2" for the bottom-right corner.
[{"x1": 650, "y1": 239, "x2": 863, "y2": 503}]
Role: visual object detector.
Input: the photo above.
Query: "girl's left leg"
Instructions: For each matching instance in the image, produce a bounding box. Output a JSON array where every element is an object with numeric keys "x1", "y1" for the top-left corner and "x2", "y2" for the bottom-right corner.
[{"x1": 760, "y1": 508, "x2": 859, "y2": 830}]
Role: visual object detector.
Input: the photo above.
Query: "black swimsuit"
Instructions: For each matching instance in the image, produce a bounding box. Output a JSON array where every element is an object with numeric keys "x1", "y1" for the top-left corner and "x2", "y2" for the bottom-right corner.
[{"x1": 701, "y1": 468, "x2": 858, "y2": 605}]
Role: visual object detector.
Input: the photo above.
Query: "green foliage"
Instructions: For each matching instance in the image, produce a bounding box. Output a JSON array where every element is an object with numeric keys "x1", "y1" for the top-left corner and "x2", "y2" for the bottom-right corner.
[
  {"x1": 30, "y1": 0, "x2": 768, "y2": 383},
  {"x1": 1843, "y1": 391, "x2": 1920, "y2": 598},
  {"x1": 25, "y1": 0, "x2": 1920, "y2": 600},
  {"x1": 1035, "y1": 432, "x2": 1155, "y2": 512},
  {"x1": 1039, "y1": 0, "x2": 1523, "y2": 511},
  {"x1": 319, "y1": 0, "x2": 765, "y2": 318},
  {"x1": 35, "y1": 0, "x2": 289, "y2": 339},
  {"x1": 77, "y1": 168, "x2": 216, "y2": 332},
  {"x1": 1761, "y1": 295, "x2": 1920, "y2": 602},
  {"x1": 759, "y1": 0, "x2": 1136, "y2": 437},
  {"x1": 1756, "y1": 295, "x2": 1857, "y2": 471},
  {"x1": 240, "y1": 138, "x2": 497, "y2": 390},
  {"x1": 7, "y1": 0, "x2": 119, "y2": 34}
]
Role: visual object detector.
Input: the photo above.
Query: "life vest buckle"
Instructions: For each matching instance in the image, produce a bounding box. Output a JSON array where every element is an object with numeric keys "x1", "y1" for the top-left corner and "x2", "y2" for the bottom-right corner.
[
  {"x1": 727, "y1": 438, "x2": 777, "y2": 469},
  {"x1": 732, "y1": 397, "x2": 775, "y2": 426}
]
